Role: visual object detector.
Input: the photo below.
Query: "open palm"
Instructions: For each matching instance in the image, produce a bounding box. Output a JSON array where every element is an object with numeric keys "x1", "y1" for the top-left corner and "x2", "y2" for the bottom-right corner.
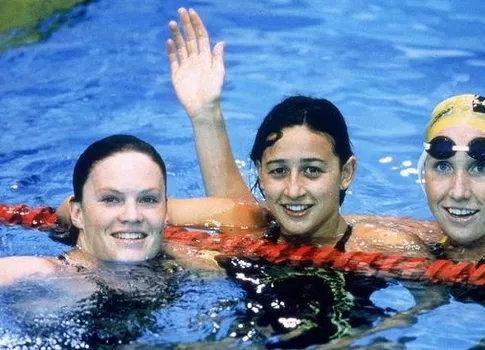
[{"x1": 167, "y1": 8, "x2": 225, "y2": 118}]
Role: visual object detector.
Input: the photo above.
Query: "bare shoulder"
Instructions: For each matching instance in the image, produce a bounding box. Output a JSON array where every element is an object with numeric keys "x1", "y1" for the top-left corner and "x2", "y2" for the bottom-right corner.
[
  {"x1": 348, "y1": 222, "x2": 433, "y2": 258},
  {"x1": 345, "y1": 214, "x2": 442, "y2": 243},
  {"x1": 0, "y1": 256, "x2": 60, "y2": 285}
]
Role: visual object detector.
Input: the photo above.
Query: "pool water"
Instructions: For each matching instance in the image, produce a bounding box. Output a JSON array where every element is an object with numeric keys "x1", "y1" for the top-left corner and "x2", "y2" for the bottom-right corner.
[{"x1": 1, "y1": 0, "x2": 485, "y2": 348}]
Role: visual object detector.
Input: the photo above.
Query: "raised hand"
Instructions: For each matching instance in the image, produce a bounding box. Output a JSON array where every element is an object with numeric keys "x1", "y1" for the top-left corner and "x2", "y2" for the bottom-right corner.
[
  {"x1": 167, "y1": 8, "x2": 225, "y2": 119},
  {"x1": 166, "y1": 8, "x2": 255, "y2": 202}
]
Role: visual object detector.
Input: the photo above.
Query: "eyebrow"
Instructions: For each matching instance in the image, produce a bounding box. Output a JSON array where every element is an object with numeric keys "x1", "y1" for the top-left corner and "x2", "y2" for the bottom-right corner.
[
  {"x1": 265, "y1": 158, "x2": 325, "y2": 166},
  {"x1": 96, "y1": 187, "x2": 163, "y2": 194}
]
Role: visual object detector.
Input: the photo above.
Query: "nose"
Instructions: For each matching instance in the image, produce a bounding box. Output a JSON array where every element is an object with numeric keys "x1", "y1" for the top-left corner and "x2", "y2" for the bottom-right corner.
[
  {"x1": 449, "y1": 170, "x2": 471, "y2": 201},
  {"x1": 118, "y1": 200, "x2": 143, "y2": 223},
  {"x1": 283, "y1": 172, "x2": 306, "y2": 199}
]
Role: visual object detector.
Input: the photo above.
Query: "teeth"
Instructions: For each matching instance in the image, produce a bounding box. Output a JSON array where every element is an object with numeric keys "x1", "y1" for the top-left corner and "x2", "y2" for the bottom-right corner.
[
  {"x1": 447, "y1": 208, "x2": 478, "y2": 216},
  {"x1": 112, "y1": 232, "x2": 146, "y2": 240},
  {"x1": 284, "y1": 205, "x2": 310, "y2": 212}
]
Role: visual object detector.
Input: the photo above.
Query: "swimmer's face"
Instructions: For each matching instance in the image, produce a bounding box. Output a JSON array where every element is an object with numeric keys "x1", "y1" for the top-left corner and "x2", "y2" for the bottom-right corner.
[
  {"x1": 425, "y1": 125, "x2": 485, "y2": 245},
  {"x1": 257, "y1": 125, "x2": 354, "y2": 241},
  {"x1": 71, "y1": 151, "x2": 166, "y2": 261}
]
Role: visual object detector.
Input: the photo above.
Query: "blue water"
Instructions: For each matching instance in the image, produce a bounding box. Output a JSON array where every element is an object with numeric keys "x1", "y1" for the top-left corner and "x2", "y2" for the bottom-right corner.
[{"x1": 1, "y1": 0, "x2": 485, "y2": 348}]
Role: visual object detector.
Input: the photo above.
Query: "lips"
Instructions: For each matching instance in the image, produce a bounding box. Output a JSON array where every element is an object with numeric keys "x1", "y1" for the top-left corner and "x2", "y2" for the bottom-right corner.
[
  {"x1": 282, "y1": 204, "x2": 312, "y2": 216},
  {"x1": 445, "y1": 207, "x2": 479, "y2": 218},
  {"x1": 111, "y1": 232, "x2": 147, "y2": 240}
]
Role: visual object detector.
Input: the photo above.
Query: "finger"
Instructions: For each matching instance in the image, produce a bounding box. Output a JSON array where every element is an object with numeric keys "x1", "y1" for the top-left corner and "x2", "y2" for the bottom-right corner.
[
  {"x1": 166, "y1": 39, "x2": 179, "y2": 74},
  {"x1": 189, "y1": 9, "x2": 210, "y2": 54},
  {"x1": 212, "y1": 41, "x2": 225, "y2": 76},
  {"x1": 168, "y1": 19, "x2": 188, "y2": 61},
  {"x1": 179, "y1": 8, "x2": 197, "y2": 55}
]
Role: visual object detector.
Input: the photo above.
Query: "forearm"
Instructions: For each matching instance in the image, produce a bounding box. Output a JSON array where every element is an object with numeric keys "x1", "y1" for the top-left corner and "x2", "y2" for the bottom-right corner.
[
  {"x1": 191, "y1": 104, "x2": 255, "y2": 202},
  {"x1": 167, "y1": 197, "x2": 269, "y2": 232}
]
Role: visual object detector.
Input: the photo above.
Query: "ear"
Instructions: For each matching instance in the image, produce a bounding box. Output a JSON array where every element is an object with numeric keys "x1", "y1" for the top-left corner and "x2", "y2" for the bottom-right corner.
[
  {"x1": 340, "y1": 156, "x2": 356, "y2": 191},
  {"x1": 70, "y1": 200, "x2": 84, "y2": 231},
  {"x1": 256, "y1": 161, "x2": 264, "y2": 192},
  {"x1": 163, "y1": 202, "x2": 169, "y2": 226}
]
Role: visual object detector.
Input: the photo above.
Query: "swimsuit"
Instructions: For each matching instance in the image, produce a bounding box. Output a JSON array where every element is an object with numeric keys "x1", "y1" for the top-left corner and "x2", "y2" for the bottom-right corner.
[
  {"x1": 333, "y1": 225, "x2": 353, "y2": 252},
  {"x1": 263, "y1": 222, "x2": 353, "y2": 251},
  {"x1": 427, "y1": 236, "x2": 484, "y2": 267}
]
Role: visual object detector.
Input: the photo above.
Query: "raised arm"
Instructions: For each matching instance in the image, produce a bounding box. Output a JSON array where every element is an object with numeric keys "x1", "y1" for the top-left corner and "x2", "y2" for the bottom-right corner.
[{"x1": 167, "y1": 8, "x2": 254, "y2": 202}]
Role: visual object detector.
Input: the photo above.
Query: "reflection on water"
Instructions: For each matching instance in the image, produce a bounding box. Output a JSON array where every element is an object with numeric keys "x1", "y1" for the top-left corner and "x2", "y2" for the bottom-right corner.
[
  {"x1": 0, "y1": 248, "x2": 484, "y2": 348},
  {"x1": 217, "y1": 255, "x2": 397, "y2": 348},
  {"x1": 1, "y1": 0, "x2": 485, "y2": 348},
  {"x1": 0, "y1": 256, "x2": 244, "y2": 348}
]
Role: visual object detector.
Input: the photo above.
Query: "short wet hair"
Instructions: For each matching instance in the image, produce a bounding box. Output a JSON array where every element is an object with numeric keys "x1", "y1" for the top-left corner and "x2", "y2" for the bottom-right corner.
[
  {"x1": 72, "y1": 134, "x2": 166, "y2": 202},
  {"x1": 51, "y1": 134, "x2": 166, "y2": 246},
  {"x1": 249, "y1": 95, "x2": 353, "y2": 205}
]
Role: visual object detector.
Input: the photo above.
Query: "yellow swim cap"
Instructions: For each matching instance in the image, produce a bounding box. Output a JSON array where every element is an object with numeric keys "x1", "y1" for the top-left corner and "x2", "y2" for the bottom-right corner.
[{"x1": 425, "y1": 94, "x2": 485, "y2": 141}]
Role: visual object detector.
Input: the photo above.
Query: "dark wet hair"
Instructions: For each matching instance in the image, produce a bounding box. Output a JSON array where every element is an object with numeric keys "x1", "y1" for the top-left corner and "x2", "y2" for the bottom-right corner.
[
  {"x1": 50, "y1": 134, "x2": 167, "y2": 246},
  {"x1": 250, "y1": 95, "x2": 353, "y2": 205}
]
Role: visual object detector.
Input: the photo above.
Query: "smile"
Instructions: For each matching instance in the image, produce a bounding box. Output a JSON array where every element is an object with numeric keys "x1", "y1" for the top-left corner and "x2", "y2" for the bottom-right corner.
[
  {"x1": 111, "y1": 232, "x2": 148, "y2": 240},
  {"x1": 446, "y1": 207, "x2": 479, "y2": 218},
  {"x1": 282, "y1": 204, "x2": 312, "y2": 213}
]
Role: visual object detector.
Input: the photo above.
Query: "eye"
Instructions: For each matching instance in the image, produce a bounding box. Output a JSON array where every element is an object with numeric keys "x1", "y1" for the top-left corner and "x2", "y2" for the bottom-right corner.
[
  {"x1": 303, "y1": 166, "x2": 323, "y2": 178},
  {"x1": 432, "y1": 161, "x2": 453, "y2": 174},
  {"x1": 139, "y1": 195, "x2": 161, "y2": 205},
  {"x1": 469, "y1": 161, "x2": 485, "y2": 177},
  {"x1": 268, "y1": 167, "x2": 288, "y2": 178},
  {"x1": 100, "y1": 195, "x2": 121, "y2": 205}
]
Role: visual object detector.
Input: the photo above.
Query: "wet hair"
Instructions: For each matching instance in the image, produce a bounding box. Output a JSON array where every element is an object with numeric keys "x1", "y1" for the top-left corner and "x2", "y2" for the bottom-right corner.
[
  {"x1": 50, "y1": 134, "x2": 167, "y2": 246},
  {"x1": 250, "y1": 95, "x2": 353, "y2": 205}
]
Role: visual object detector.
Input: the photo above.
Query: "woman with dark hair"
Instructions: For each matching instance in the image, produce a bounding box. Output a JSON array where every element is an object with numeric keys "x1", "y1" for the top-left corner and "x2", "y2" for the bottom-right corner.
[
  {"x1": 0, "y1": 134, "x2": 268, "y2": 285},
  {"x1": 166, "y1": 8, "x2": 439, "y2": 256}
]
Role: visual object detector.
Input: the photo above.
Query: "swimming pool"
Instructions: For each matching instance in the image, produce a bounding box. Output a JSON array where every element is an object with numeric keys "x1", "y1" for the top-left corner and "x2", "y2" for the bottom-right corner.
[{"x1": 1, "y1": 0, "x2": 485, "y2": 348}]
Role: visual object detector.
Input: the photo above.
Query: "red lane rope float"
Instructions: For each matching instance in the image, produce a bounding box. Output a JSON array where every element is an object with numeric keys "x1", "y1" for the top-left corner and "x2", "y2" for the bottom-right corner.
[
  {"x1": 0, "y1": 203, "x2": 57, "y2": 230},
  {"x1": 1, "y1": 204, "x2": 484, "y2": 286},
  {"x1": 163, "y1": 226, "x2": 485, "y2": 287}
]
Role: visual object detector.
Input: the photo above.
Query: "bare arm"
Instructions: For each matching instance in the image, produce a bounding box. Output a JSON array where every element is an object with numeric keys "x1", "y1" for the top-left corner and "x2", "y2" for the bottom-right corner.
[
  {"x1": 167, "y1": 8, "x2": 254, "y2": 202},
  {"x1": 55, "y1": 195, "x2": 73, "y2": 226},
  {"x1": 0, "y1": 256, "x2": 58, "y2": 286},
  {"x1": 167, "y1": 197, "x2": 270, "y2": 233},
  {"x1": 56, "y1": 195, "x2": 270, "y2": 233},
  {"x1": 346, "y1": 214, "x2": 442, "y2": 244}
]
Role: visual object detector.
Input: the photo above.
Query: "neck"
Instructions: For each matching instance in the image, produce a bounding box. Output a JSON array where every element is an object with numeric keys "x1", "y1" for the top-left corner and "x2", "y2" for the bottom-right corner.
[
  {"x1": 64, "y1": 248, "x2": 99, "y2": 270},
  {"x1": 444, "y1": 235, "x2": 485, "y2": 261},
  {"x1": 76, "y1": 232, "x2": 95, "y2": 257},
  {"x1": 281, "y1": 214, "x2": 348, "y2": 246}
]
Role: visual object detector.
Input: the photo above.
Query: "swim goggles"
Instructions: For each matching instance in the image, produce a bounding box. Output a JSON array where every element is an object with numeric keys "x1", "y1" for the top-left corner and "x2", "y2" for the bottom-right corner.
[{"x1": 424, "y1": 136, "x2": 485, "y2": 160}]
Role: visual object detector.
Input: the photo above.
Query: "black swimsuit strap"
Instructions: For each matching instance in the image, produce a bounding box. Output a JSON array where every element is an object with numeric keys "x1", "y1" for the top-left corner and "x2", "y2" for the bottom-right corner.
[{"x1": 334, "y1": 225, "x2": 353, "y2": 252}]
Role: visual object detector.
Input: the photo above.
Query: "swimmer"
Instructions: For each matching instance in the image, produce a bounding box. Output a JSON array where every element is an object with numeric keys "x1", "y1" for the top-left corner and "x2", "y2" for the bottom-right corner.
[
  {"x1": 0, "y1": 134, "x2": 268, "y2": 286},
  {"x1": 419, "y1": 94, "x2": 485, "y2": 262},
  {"x1": 166, "y1": 8, "x2": 439, "y2": 257},
  {"x1": 322, "y1": 95, "x2": 485, "y2": 346}
]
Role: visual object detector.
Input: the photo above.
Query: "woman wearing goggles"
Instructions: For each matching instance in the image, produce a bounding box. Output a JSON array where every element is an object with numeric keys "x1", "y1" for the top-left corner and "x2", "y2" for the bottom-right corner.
[{"x1": 419, "y1": 94, "x2": 485, "y2": 263}]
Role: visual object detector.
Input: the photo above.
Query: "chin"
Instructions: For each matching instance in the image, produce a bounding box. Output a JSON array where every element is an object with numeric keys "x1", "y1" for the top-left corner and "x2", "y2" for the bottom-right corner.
[
  {"x1": 112, "y1": 251, "x2": 157, "y2": 262},
  {"x1": 446, "y1": 232, "x2": 478, "y2": 246}
]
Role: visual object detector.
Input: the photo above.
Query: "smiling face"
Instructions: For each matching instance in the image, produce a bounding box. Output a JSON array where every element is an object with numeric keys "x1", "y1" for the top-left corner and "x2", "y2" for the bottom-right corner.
[
  {"x1": 70, "y1": 151, "x2": 167, "y2": 261},
  {"x1": 424, "y1": 125, "x2": 485, "y2": 245},
  {"x1": 257, "y1": 125, "x2": 355, "y2": 243}
]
